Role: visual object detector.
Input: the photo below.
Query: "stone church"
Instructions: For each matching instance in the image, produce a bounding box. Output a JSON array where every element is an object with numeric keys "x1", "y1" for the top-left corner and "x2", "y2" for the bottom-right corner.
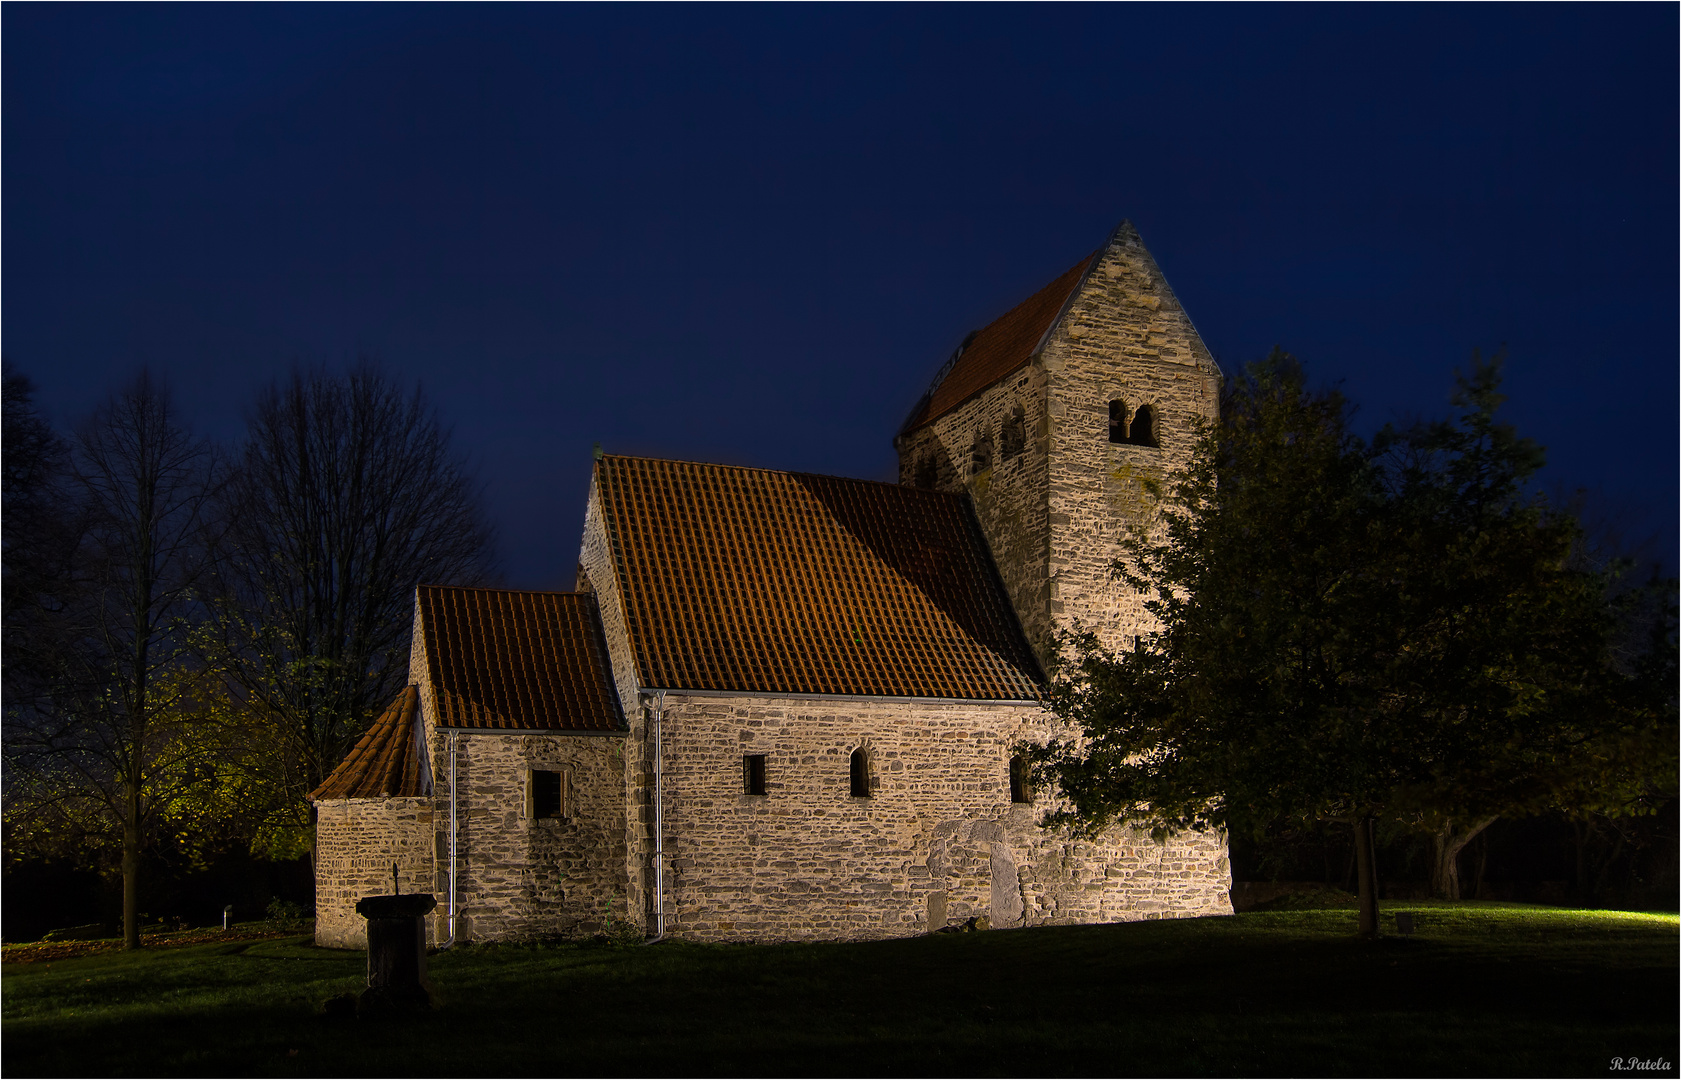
[{"x1": 311, "y1": 221, "x2": 1233, "y2": 947}]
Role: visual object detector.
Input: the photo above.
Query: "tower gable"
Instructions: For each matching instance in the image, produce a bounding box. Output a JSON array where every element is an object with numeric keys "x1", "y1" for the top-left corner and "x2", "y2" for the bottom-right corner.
[
  {"x1": 895, "y1": 221, "x2": 1220, "y2": 661},
  {"x1": 1039, "y1": 221, "x2": 1221, "y2": 655}
]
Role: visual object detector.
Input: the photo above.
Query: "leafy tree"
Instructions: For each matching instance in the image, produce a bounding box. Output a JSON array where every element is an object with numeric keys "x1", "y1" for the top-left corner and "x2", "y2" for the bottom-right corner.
[
  {"x1": 1030, "y1": 350, "x2": 1670, "y2": 935},
  {"x1": 3, "y1": 372, "x2": 224, "y2": 948},
  {"x1": 1375, "y1": 362, "x2": 1674, "y2": 897},
  {"x1": 204, "y1": 363, "x2": 495, "y2": 819}
]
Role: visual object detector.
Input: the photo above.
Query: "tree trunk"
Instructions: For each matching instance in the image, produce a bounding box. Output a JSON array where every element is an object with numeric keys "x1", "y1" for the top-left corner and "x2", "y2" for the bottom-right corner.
[
  {"x1": 1590, "y1": 817, "x2": 1629, "y2": 904},
  {"x1": 122, "y1": 784, "x2": 141, "y2": 950},
  {"x1": 1429, "y1": 817, "x2": 1497, "y2": 900},
  {"x1": 1354, "y1": 814, "x2": 1379, "y2": 937}
]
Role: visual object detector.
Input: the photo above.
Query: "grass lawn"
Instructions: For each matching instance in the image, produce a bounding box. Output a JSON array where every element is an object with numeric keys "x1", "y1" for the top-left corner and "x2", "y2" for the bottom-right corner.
[{"x1": 3, "y1": 903, "x2": 1676, "y2": 1078}]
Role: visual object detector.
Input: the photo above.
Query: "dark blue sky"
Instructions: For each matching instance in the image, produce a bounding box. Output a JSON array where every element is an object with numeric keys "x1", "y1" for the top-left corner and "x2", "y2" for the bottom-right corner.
[{"x1": 5, "y1": 5, "x2": 1675, "y2": 588}]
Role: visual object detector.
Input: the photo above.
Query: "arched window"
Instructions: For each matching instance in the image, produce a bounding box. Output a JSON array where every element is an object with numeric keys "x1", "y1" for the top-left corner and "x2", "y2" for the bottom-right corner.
[
  {"x1": 970, "y1": 431, "x2": 992, "y2": 476},
  {"x1": 850, "y1": 747, "x2": 870, "y2": 798},
  {"x1": 1108, "y1": 400, "x2": 1127, "y2": 444},
  {"x1": 1130, "y1": 404, "x2": 1158, "y2": 448},
  {"x1": 1001, "y1": 405, "x2": 1026, "y2": 461},
  {"x1": 914, "y1": 456, "x2": 939, "y2": 490},
  {"x1": 1009, "y1": 755, "x2": 1033, "y2": 804}
]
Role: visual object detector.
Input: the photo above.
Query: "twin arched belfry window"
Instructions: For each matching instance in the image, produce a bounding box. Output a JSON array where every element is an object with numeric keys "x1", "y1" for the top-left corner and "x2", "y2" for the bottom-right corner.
[{"x1": 1108, "y1": 401, "x2": 1159, "y2": 448}]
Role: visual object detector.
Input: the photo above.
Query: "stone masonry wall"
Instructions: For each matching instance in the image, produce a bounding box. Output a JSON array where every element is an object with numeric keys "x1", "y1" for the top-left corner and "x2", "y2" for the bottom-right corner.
[
  {"x1": 1040, "y1": 224, "x2": 1221, "y2": 655},
  {"x1": 314, "y1": 797, "x2": 436, "y2": 948},
  {"x1": 421, "y1": 729, "x2": 631, "y2": 943},
  {"x1": 652, "y1": 693, "x2": 1230, "y2": 943},
  {"x1": 897, "y1": 365, "x2": 1055, "y2": 665}
]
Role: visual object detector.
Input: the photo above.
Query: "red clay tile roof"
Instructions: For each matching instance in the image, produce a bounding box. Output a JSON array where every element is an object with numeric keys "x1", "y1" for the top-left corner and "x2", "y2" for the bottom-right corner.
[
  {"x1": 902, "y1": 251, "x2": 1097, "y2": 433},
  {"x1": 596, "y1": 455, "x2": 1042, "y2": 699},
  {"x1": 310, "y1": 686, "x2": 430, "y2": 801},
  {"x1": 417, "y1": 586, "x2": 625, "y2": 731}
]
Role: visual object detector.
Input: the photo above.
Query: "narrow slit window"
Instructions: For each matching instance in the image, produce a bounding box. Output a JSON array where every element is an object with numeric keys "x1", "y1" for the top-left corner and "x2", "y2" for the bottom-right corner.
[
  {"x1": 744, "y1": 754, "x2": 767, "y2": 796},
  {"x1": 1108, "y1": 400, "x2": 1127, "y2": 444},
  {"x1": 532, "y1": 769, "x2": 567, "y2": 819},
  {"x1": 850, "y1": 747, "x2": 870, "y2": 798},
  {"x1": 1009, "y1": 755, "x2": 1033, "y2": 804},
  {"x1": 1130, "y1": 404, "x2": 1158, "y2": 448}
]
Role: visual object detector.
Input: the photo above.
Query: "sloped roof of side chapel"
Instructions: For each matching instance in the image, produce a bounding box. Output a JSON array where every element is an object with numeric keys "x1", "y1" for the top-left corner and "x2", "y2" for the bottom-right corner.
[
  {"x1": 593, "y1": 455, "x2": 1043, "y2": 700},
  {"x1": 310, "y1": 686, "x2": 431, "y2": 800},
  {"x1": 900, "y1": 220, "x2": 1214, "y2": 433}
]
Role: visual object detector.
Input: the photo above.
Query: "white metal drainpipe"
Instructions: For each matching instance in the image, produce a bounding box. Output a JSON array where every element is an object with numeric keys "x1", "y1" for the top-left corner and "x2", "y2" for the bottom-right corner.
[
  {"x1": 648, "y1": 691, "x2": 667, "y2": 943},
  {"x1": 437, "y1": 731, "x2": 460, "y2": 950}
]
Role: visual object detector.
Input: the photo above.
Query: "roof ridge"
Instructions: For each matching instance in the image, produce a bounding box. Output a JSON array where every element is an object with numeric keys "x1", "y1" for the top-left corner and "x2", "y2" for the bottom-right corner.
[
  {"x1": 897, "y1": 237, "x2": 1106, "y2": 434},
  {"x1": 597, "y1": 454, "x2": 965, "y2": 500},
  {"x1": 417, "y1": 583, "x2": 590, "y2": 597},
  {"x1": 917, "y1": 247, "x2": 1099, "y2": 407}
]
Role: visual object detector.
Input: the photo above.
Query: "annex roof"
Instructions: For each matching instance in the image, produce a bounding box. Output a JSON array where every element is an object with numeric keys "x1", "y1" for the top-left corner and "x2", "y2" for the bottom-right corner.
[
  {"x1": 901, "y1": 249, "x2": 1097, "y2": 433},
  {"x1": 594, "y1": 455, "x2": 1042, "y2": 700},
  {"x1": 416, "y1": 586, "x2": 625, "y2": 731},
  {"x1": 310, "y1": 686, "x2": 430, "y2": 801}
]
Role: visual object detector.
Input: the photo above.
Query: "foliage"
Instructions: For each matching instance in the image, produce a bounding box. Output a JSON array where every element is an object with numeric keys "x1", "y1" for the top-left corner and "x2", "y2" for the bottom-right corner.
[
  {"x1": 1248, "y1": 887, "x2": 1358, "y2": 911},
  {"x1": 1034, "y1": 351, "x2": 1393, "y2": 837},
  {"x1": 1030, "y1": 349, "x2": 1675, "y2": 921},
  {"x1": 263, "y1": 897, "x2": 311, "y2": 931},
  {"x1": 1371, "y1": 358, "x2": 1675, "y2": 894}
]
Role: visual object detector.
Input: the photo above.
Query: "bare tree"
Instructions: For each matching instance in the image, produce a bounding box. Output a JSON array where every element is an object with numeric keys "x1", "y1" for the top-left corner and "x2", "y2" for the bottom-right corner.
[
  {"x1": 4, "y1": 372, "x2": 222, "y2": 948},
  {"x1": 207, "y1": 363, "x2": 495, "y2": 809},
  {"x1": 2, "y1": 367, "x2": 74, "y2": 722}
]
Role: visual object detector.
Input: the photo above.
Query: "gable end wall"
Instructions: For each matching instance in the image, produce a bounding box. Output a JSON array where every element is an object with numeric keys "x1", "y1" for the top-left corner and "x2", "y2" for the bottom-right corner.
[
  {"x1": 1039, "y1": 225, "x2": 1220, "y2": 654},
  {"x1": 579, "y1": 476, "x2": 656, "y2": 930}
]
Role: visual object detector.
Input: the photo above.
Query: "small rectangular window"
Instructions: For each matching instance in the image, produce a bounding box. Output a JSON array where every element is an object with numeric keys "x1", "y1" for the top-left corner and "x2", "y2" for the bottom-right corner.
[
  {"x1": 532, "y1": 769, "x2": 566, "y2": 819},
  {"x1": 744, "y1": 754, "x2": 767, "y2": 796},
  {"x1": 1009, "y1": 756, "x2": 1033, "y2": 804}
]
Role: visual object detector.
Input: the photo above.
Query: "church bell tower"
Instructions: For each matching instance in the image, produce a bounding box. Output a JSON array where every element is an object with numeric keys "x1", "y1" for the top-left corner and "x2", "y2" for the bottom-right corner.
[{"x1": 894, "y1": 221, "x2": 1222, "y2": 664}]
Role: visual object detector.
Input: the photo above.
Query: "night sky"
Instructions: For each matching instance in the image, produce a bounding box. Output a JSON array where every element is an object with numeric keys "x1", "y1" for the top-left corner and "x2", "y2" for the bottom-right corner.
[{"x1": 5, "y1": 6, "x2": 1675, "y2": 589}]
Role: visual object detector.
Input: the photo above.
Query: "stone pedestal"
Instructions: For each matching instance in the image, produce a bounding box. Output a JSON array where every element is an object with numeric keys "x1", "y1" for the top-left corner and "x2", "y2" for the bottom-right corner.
[{"x1": 355, "y1": 893, "x2": 437, "y2": 1011}]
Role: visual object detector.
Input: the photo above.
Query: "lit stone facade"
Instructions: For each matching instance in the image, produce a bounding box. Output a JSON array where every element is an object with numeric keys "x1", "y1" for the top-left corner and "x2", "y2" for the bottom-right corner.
[
  {"x1": 417, "y1": 728, "x2": 631, "y2": 944},
  {"x1": 620, "y1": 692, "x2": 1228, "y2": 943},
  {"x1": 314, "y1": 797, "x2": 436, "y2": 949}
]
